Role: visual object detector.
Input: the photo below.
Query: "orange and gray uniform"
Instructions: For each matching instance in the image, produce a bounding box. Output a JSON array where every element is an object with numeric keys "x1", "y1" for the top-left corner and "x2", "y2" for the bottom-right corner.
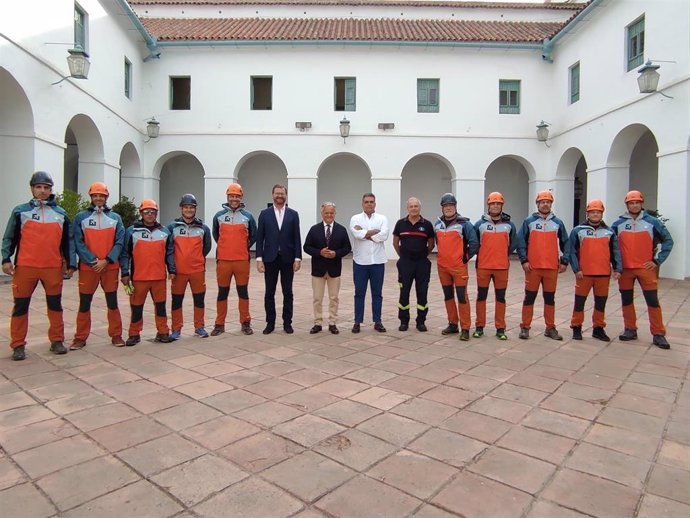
[
  {"x1": 516, "y1": 213, "x2": 568, "y2": 330},
  {"x1": 434, "y1": 214, "x2": 478, "y2": 331},
  {"x1": 73, "y1": 205, "x2": 124, "y2": 341},
  {"x1": 474, "y1": 213, "x2": 517, "y2": 330},
  {"x1": 612, "y1": 211, "x2": 673, "y2": 336},
  {"x1": 120, "y1": 221, "x2": 175, "y2": 337},
  {"x1": 167, "y1": 217, "x2": 211, "y2": 332},
  {"x1": 567, "y1": 222, "x2": 622, "y2": 329},
  {"x1": 213, "y1": 204, "x2": 257, "y2": 326},
  {"x1": 2, "y1": 197, "x2": 76, "y2": 349}
]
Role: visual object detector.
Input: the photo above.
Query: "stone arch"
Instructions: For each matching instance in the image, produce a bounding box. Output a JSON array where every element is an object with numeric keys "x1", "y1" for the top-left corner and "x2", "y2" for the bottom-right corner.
[
  {"x1": 64, "y1": 114, "x2": 105, "y2": 197},
  {"x1": 484, "y1": 155, "x2": 534, "y2": 225},
  {"x1": 235, "y1": 151, "x2": 288, "y2": 217},
  {"x1": 556, "y1": 147, "x2": 588, "y2": 226},
  {"x1": 153, "y1": 151, "x2": 206, "y2": 225},
  {"x1": 400, "y1": 153, "x2": 453, "y2": 220},
  {"x1": 317, "y1": 152, "x2": 372, "y2": 223}
]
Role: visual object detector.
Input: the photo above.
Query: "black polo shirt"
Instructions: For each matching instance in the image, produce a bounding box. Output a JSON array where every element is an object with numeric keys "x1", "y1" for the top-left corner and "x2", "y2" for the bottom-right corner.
[{"x1": 393, "y1": 216, "x2": 435, "y2": 260}]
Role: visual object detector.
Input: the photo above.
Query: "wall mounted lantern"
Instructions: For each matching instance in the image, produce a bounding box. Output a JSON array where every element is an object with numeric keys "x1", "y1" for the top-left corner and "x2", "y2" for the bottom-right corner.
[
  {"x1": 339, "y1": 117, "x2": 350, "y2": 142},
  {"x1": 536, "y1": 120, "x2": 550, "y2": 144},
  {"x1": 52, "y1": 46, "x2": 90, "y2": 84},
  {"x1": 145, "y1": 117, "x2": 160, "y2": 142},
  {"x1": 637, "y1": 60, "x2": 674, "y2": 98}
]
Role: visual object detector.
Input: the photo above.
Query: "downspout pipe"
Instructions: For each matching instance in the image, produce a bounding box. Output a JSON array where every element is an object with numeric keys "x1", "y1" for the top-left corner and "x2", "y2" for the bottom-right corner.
[
  {"x1": 542, "y1": 0, "x2": 605, "y2": 62},
  {"x1": 113, "y1": 0, "x2": 160, "y2": 61}
]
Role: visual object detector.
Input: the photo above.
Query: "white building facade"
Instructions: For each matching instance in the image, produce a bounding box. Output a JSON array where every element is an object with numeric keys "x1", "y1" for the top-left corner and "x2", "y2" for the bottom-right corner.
[{"x1": 1, "y1": 0, "x2": 688, "y2": 278}]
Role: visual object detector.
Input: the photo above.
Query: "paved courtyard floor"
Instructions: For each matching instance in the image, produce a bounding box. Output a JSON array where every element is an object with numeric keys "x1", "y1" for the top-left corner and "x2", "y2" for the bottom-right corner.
[{"x1": 0, "y1": 258, "x2": 688, "y2": 517}]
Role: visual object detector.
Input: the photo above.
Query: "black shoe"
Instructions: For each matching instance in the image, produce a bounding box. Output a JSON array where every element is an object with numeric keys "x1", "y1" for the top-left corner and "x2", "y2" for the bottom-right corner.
[
  {"x1": 210, "y1": 325, "x2": 225, "y2": 336},
  {"x1": 416, "y1": 323, "x2": 428, "y2": 332},
  {"x1": 619, "y1": 328, "x2": 638, "y2": 341},
  {"x1": 472, "y1": 327, "x2": 484, "y2": 338},
  {"x1": 496, "y1": 329, "x2": 508, "y2": 341},
  {"x1": 572, "y1": 326, "x2": 583, "y2": 340},
  {"x1": 652, "y1": 335, "x2": 670, "y2": 350},
  {"x1": 310, "y1": 325, "x2": 322, "y2": 334},
  {"x1": 241, "y1": 322, "x2": 253, "y2": 336},
  {"x1": 398, "y1": 323, "x2": 409, "y2": 332},
  {"x1": 125, "y1": 335, "x2": 140, "y2": 347},
  {"x1": 263, "y1": 324, "x2": 275, "y2": 335},
  {"x1": 50, "y1": 342, "x2": 68, "y2": 355},
  {"x1": 12, "y1": 346, "x2": 26, "y2": 361},
  {"x1": 329, "y1": 325, "x2": 339, "y2": 335},
  {"x1": 351, "y1": 323, "x2": 360, "y2": 333},
  {"x1": 374, "y1": 322, "x2": 387, "y2": 333},
  {"x1": 592, "y1": 327, "x2": 610, "y2": 342},
  {"x1": 441, "y1": 323, "x2": 459, "y2": 335},
  {"x1": 544, "y1": 328, "x2": 563, "y2": 341},
  {"x1": 519, "y1": 327, "x2": 529, "y2": 340},
  {"x1": 283, "y1": 325, "x2": 294, "y2": 334},
  {"x1": 155, "y1": 333, "x2": 174, "y2": 343},
  {"x1": 459, "y1": 330, "x2": 470, "y2": 341}
]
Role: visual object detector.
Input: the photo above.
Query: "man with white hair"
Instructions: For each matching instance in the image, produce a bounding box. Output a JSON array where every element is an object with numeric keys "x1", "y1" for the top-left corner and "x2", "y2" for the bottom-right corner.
[{"x1": 393, "y1": 197, "x2": 435, "y2": 331}]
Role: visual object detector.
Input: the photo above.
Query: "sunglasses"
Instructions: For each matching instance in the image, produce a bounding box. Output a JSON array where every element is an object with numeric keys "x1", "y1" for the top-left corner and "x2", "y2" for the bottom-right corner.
[{"x1": 141, "y1": 209, "x2": 158, "y2": 215}]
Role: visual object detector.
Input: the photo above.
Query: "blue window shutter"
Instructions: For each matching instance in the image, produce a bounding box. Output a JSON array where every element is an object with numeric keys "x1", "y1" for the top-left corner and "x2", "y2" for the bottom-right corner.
[
  {"x1": 417, "y1": 79, "x2": 439, "y2": 113},
  {"x1": 570, "y1": 63, "x2": 580, "y2": 104},
  {"x1": 499, "y1": 80, "x2": 520, "y2": 114},
  {"x1": 344, "y1": 78, "x2": 356, "y2": 111},
  {"x1": 627, "y1": 17, "x2": 645, "y2": 71}
]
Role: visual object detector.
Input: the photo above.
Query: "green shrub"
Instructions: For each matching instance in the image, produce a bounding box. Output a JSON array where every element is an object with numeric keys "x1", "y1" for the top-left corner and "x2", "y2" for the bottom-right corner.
[
  {"x1": 111, "y1": 195, "x2": 138, "y2": 228},
  {"x1": 56, "y1": 190, "x2": 89, "y2": 222}
]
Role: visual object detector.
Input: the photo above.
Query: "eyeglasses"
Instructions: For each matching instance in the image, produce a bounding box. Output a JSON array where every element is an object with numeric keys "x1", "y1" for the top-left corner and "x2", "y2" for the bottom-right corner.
[{"x1": 141, "y1": 209, "x2": 157, "y2": 215}]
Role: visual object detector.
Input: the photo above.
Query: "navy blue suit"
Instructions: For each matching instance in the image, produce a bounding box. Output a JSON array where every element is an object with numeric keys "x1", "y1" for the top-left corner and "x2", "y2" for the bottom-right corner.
[{"x1": 255, "y1": 205, "x2": 302, "y2": 325}]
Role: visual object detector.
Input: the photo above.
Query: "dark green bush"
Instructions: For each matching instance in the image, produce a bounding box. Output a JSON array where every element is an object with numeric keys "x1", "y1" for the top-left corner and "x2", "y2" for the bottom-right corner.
[
  {"x1": 56, "y1": 190, "x2": 89, "y2": 222},
  {"x1": 111, "y1": 195, "x2": 138, "y2": 228}
]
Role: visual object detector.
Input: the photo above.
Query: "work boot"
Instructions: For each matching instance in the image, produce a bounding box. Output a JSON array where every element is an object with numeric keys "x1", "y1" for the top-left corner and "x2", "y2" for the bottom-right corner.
[
  {"x1": 170, "y1": 330, "x2": 181, "y2": 340},
  {"x1": 652, "y1": 335, "x2": 671, "y2": 350},
  {"x1": 496, "y1": 329, "x2": 507, "y2": 340},
  {"x1": 472, "y1": 327, "x2": 484, "y2": 338},
  {"x1": 69, "y1": 339, "x2": 87, "y2": 350},
  {"x1": 592, "y1": 327, "x2": 610, "y2": 342},
  {"x1": 210, "y1": 325, "x2": 225, "y2": 336},
  {"x1": 155, "y1": 333, "x2": 174, "y2": 343},
  {"x1": 50, "y1": 342, "x2": 68, "y2": 355},
  {"x1": 111, "y1": 336, "x2": 126, "y2": 347},
  {"x1": 398, "y1": 322, "x2": 409, "y2": 332},
  {"x1": 544, "y1": 328, "x2": 563, "y2": 341},
  {"x1": 416, "y1": 323, "x2": 428, "y2": 332},
  {"x1": 619, "y1": 328, "x2": 638, "y2": 341},
  {"x1": 241, "y1": 322, "x2": 253, "y2": 336},
  {"x1": 125, "y1": 335, "x2": 140, "y2": 347},
  {"x1": 441, "y1": 323, "x2": 459, "y2": 335},
  {"x1": 519, "y1": 327, "x2": 529, "y2": 340},
  {"x1": 572, "y1": 326, "x2": 583, "y2": 340},
  {"x1": 12, "y1": 346, "x2": 26, "y2": 361},
  {"x1": 459, "y1": 330, "x2": 470, "y2": 341},
  {"x1": 195, "y1": 327, "x2": 209, "y2": 338}
]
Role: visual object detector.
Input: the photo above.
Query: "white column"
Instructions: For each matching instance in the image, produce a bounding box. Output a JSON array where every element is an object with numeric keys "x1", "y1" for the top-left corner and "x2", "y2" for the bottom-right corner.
[
  {"x1": 76, "y1": 159, "x2": 106, "y2": 199},
  {"x1": 453, "y1": 177, "x2": 484, "y2": 221},
  {"x1": 586, "y1": 165, "x2": 629, "y2": 218},
  {"x1": 656, "y1": 149, "x2": 689, "y2": 279},
  {"x1": 104, "y1": 162, "x2": 121, "y2": 201},
  {"x1": 551, "y1": 177, "x2": 575, "y2": 230},
  {"x1": 287, "y1": 176, "x2": 318, "y2": 247},
  {"x1": 372, "y1": 177, "x2": 401, "y2": 259}
]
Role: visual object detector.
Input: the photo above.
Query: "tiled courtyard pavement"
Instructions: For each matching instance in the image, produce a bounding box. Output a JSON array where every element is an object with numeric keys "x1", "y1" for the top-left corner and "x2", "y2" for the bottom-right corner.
[{"x1": 0, "y1": 258, "x2": 688, "y2": 517}]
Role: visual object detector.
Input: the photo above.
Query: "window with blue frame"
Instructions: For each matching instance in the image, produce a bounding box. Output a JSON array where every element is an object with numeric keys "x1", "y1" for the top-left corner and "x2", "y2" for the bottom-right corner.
[
  {"x1": 499, "y1": 80, "x2": 520, "y2": 114},
  {"x1": 417, "y1": 79, "x2": 439, "y2": 113},
  {"x1": 124, "y1": 58, "x2": 132, "y2": 99},
  {"x1": 74, "y1": 3, "x2": 87, "y2": 51},
  {"x1": 570, "y1": 62, "x2": 580, "y2": 104},
  {"x1": 627, "y1": 16, "x2": 645, "y2": 71},
  {"x1": 334, "y1": 78, "x2": 356, "y2": 111}
]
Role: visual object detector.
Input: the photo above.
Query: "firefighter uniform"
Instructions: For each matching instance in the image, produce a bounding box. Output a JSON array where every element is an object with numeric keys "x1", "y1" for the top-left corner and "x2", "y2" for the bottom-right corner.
[
  {"x1": 168, "y1": 216, "x2": 212, "y2": 336},
  {"x1": 435, "y1": 199, "x2": 479, "y2": 337},
  {"x1": 611, "y1": 191, "x2": 673, "y2": 347},
  {"x1": 2, "y1": 178, "x2": 76, "y2": 359},
  {"x1": 567, "y1": 204, "x2": 622, "y2": 338},
  {"x1": 474, "y1": 212, "x2": 517, "y2": 337},
  {"x1": 212, "y1": 201, "x2": 257, "y2": 332},
  {"x1": 73, "y1": 202, "x2": 125, "y2": 347},
  {"x1": 121, "y1": 210, "x2": 175, "y2": 343},
  {"x1": 516, "y1": 196, "x2": 569, "y2": 337},
  {"x1": 393, "y1": 215, "x2": 435, "y2": 329}
]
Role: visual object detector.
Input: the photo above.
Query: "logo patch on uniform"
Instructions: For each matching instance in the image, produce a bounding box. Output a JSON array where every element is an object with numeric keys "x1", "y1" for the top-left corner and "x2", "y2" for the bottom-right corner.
[
  {"x1": 32, "y1": 213, "x2": 40, "y2": 220},
  {"x1": 586, "y1": 229, "x2": 594, "y2": 235},
  {"x1": 142, "y1": 232, "x2": 150, "y2": 239},
  {"x1": 89, "y1": 220, "x2": 96, "y2": 226},
  {"x1": 536, "y1": 223, "x2": 543, "y2": 230},
  {"x1": 625, "y1": 224, "x2": 632, "y2": 230},
  {"x1": 179, "y1": 228, "x2": 187, "y2": 235},
  {"x1": 487, "y1": 225, "x2": 493, "y2": 231},
  {"x1": 225, "y1": 216, "x2": 231, "y2": 221}
]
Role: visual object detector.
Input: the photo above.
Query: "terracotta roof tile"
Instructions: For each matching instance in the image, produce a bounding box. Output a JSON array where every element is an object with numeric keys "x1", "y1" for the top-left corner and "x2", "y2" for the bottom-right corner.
[
  {"x1": 140, "y1": 17, "x2": 564, "y2": 42},
  {"x1": 129, "y1": 0, "x2": 586, "y2": 10}
]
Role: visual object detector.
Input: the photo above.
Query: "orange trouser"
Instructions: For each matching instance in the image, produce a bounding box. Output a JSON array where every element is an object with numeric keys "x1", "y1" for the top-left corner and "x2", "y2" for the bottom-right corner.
[
  {"x1": 475, "y1": 268, "x2": 509, "y2": 329},
  {"x1": 216, "y1": 260, "x2": 250, "y2": 326},
  {"x1": 10, "y1": 266, "x2": 64, "y2": 348},
  {"x1": 571, "y1": 275, "x2": 610, "y2": 328},
  {"x1": 128, "y1": 279, "x2": 169, "y2": 336},
  {"x1": 618, "y1": 268, "x2": 666, "y2": 335},
  {"x1": 171, "y1": 271, "x2": 206, "y2": 331},
  {"x1": 438, "y1": 264, "x2": 471, "y2": 331},
  {"x1": 521, "y1": 268, "x2": 558, "y2": 330},
  {"x1": 75, "y1": 269, "x2": 122, "y2": 341}
]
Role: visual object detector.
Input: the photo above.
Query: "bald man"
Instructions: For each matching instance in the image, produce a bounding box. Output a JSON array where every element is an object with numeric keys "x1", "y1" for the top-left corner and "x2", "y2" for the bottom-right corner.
[{"x1": 393, "y1": 197, "x2": 435, "y2": 331}]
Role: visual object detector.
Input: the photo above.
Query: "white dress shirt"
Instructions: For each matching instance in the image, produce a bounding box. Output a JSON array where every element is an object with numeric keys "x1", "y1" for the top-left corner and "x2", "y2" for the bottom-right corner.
[
  {"x1": 274, "y1": 205, "x2": 285, "y2": 230},
  {"x1": 349, "y1": 212, "x2": 389, "y2": 265}
]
